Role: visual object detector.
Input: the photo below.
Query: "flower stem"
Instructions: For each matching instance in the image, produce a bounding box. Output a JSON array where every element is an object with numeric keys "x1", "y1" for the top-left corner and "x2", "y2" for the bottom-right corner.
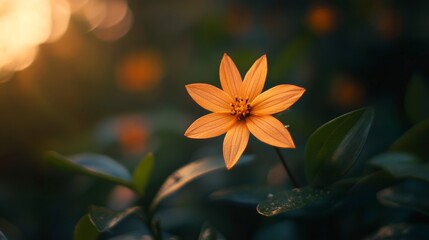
[
  {"x1": 273, "y1": 147, "x2": 299, "y2": 188},
  {"x1": 153, "y1": 219, "x2": 163, "y2": 240},
  {"x1": 143, "y1": 207, "x2": 163, "y2": 240}
]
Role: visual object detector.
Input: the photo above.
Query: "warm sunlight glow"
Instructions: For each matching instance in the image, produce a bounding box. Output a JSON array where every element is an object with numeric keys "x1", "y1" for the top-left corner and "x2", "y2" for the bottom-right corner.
[
  {"x1": 47, "y1": 0, "x2": 71, "y2": 43},
  {"x1": 184, "y1": 54, "x2": 305, "y2": 169},
  {"x1": 92, "y1": 5, "x2": 133, "y2": 42},
  {"x1": 82, "y1": 0, "x2": 107, "y2": 30},
  {"x1": 0, "y1": 0, "x2": 51, "y2": 72},
  {"x1": 4, "y1": 47, "x2": 39, "y2": 72},
  {"x1": 68, "y1": 0, "x2": 89, "y2": 12},
  {"x1": 0, "y1": 0, "x2": 132, "y2": 79},
  {"x1": 0, "y1": 0, "x2": 71, "y2": 77},
  {"x1": 77, "y1": 0, "x2": 133, "y2": 42},
  {"x1": 98, "y1": 0, "x2": 128, "y2": 29}
]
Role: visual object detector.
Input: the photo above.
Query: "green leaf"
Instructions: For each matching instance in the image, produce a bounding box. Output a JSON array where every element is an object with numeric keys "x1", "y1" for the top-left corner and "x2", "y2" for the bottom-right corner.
[
  {"x1": 390, "y1": 118, "x2": 429, "y2": 161},
  {"x1": 150, "y1": 155, "x2": 254, "y2": 211},
  {"x1": 256, "y1": 187, "x2": 333, "y2": 217},
  {"x1": 46, "y1": 151, "x2": 133, "y2": 187},
  {"x1": 330, "y1": 171, "x2": 393, "y2": 194},
  {"x1": 209, "y1": 186, "x2": 281, "y2": 205},
  {"x1": 104, "y1": 234, "x2": 152, "y2": 240},
  {"x1": 369, "y1": 153, "x2": 429, "y2": 182},
  {"x1": 366, "y1": 223, "x2": 429, "y2": 240},
  {"x1": 377, "y1": 181, "x2": 429, "y2": 216},
  {"x1": 88, "y1": 206, "x2": 141, "y2": 232},
  {"x1": 405, "y1": 75, "x2": 429, "y2": 124},
  {"x1": 74, "y1": 215, "x2": 99, "y2": 240},
  {"x1": 305, "y1": 108, "x2": 374, "y2": 186},
  {"x1": 132, "y1": 153, "x2": 154, "y2": 195},
  {"x1": 199, "y1": 222, "x2": 226, "y2": 240}
]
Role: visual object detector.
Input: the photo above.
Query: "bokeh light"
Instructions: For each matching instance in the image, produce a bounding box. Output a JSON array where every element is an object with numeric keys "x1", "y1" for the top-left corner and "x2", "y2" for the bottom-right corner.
[
  {"x1": 0, "y1": 0, "x2": 59, "y2": 74},
  {"x1": 46, "y1": 0, "x2": 71, "y2": 43},
  {"x1": 266, "y1": 163, "x2": 287, "y2": 186},
  {"x1": 307, "y1": 4, "x2": 337, "y2": 35},
  {"x1": 107, "y1": 185, "x2": 138, "y2": 211},
  {"x1": 116, "y1": 117, "x2": 148, "y2": 155},
  {"x1": 227, "y1": 4, "x2": 252, "y2": 36},
  {"x1": 373, "y1": 8, "x2": 401, "y2": 39},
  {"x1": 94, "y1": 114, "x2": 150, "y2": 156},
  {"x1": 116, "y1": 50, "x2": 164, "y2": 92},
  {"x1": 74, "y1": 0, "x2": 133, "y2": 41},
  {"x1": 330, "y1": 74, "x2": 366, "y2": 108},
  {"x1": 0, "y1": 0, "x2": 133, "y2": 81}
]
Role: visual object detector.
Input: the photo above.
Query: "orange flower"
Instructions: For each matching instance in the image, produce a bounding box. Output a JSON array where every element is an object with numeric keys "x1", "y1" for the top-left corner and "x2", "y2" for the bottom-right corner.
[{"x1": 185, "y1": 54, "x2": 305, "y2": 169}]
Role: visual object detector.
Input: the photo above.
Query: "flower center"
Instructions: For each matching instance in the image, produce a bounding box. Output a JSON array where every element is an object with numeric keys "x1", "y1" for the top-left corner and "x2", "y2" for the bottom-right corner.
[{"x1": 230, "y1": 97, "x2": 251, "y2": 120}]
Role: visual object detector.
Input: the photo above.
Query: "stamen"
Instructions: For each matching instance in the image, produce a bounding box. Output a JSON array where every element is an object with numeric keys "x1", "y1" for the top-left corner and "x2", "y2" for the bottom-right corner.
[{"x1": 230, "y1": 96, "x2": 251, "y2": 120}]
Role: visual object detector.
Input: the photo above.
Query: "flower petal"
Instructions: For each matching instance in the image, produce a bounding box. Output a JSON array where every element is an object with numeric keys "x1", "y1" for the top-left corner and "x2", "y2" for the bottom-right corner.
[
  {"x1": 246, "y1": 115, "x2": 295, "y2": 148},
  {"x1": 223, "y1": 122, "x2": 249, "y2": 170},
  {"x1": 251, "y1": 84, "x2": 305, "y2": 115},
  {"x1": 184, "y1": 113, "x2": 236, "y2": 139},
  {"x1": 186, "y1": 84, "x2": 232, "y2": 113},
  {"x1": 220, "y1": 53, "x2": 242, "y2": 98},
  {"x1": 240, "y1": 55, "x2": 267, "y2": 102}
]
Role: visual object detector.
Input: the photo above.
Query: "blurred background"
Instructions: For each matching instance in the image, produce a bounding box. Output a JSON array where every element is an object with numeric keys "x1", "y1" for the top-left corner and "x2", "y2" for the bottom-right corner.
[{"x1": 1, "y1": 0, "x2": 429, "y2": 239}]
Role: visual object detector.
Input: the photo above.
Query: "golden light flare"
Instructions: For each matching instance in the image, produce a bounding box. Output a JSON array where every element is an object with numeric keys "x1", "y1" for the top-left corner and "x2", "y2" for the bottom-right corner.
[
  {"x1": 0, "y1": 0, "x2": 54, "y2": 74},
  {"x1": 75, "y1": 0, "x2": 133, "y2": 42},
  {"x1": 92, "y1": 7, "x2": 133, "y2": 42},
  {"x1": 185, "y1": 54, "x2": 305, "y2": 169},
  {"x1": 98, "y1": 0, "x2": 129, "y2": 29},
  {"x1": 68, "y1": 0, "x2": 89, "y2": 12},
  {"x1": 116, "y1": 50, "x2": 164, "y2": 92},
  {"x1": 46, "y1": 0, "x2": 71, "y2": 43},
  {"x1": 0, "y1": 0, "x2": 133, "y2": 80},
  {"x1": 81, "y1": 0, "x2": 108, "y2": 30}
]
